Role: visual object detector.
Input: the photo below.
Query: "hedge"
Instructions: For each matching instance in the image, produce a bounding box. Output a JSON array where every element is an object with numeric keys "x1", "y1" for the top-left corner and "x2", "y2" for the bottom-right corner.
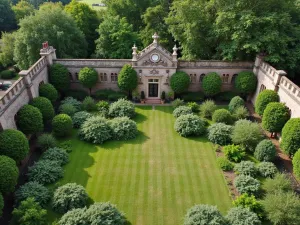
[
  {"x1": 255, "y1": 90, "x2": 279, "y2": 116},
  {"x1": 199, "y1": 100, "x2": 217, "y2": 118},
  {"x1": 72, "y1": 111, "x2": 92, "y2": 128}
]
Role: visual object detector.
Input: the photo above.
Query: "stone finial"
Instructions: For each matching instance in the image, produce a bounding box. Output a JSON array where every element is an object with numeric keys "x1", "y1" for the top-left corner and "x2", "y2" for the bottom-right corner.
[
  {"x1": 172, "y1": 45, "x2": 178, "y2": 61},
  {"x1": 152, "y1": 32, "x2": 159, "y2": 44},
  {"x1": 40, "y1": 41, "x2": 56, "y2": 65},
  {"x1": 132, "y1": 44, "x2": 138, "y2": 61}
]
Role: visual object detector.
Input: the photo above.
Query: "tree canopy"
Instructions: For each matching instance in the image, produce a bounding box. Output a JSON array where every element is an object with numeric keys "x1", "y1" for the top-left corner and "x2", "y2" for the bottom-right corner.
[
  {"x1": 0, "y1": 0, "x2": 17, "y2": 35},
  {"x1": 12, "y1": 0, "x2": 35, "y2": 23}
]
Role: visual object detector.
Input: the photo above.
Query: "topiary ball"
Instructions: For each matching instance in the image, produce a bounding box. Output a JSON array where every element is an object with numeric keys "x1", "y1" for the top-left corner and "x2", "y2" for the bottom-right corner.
[
  {"x1": 292, "y1": 150, "x2": 300, "y2": 179},
  {"x1": 72, "y1": 111, "x2": 92, "y2": 128},
  {"x1": 108, "y1": 117, "x2": 138, "y2": 141},
  {"x1": 254, "y1": 140, "x2": 276, "y2": 162},
  {"x1": 170, "y1": 71, "x2": 190, "y2": 94},
  {"x1": 52, "y1": 114, "x2": 73, "y2": 138},
  {"x1": 0, "y1": 129, "x2": 29, "y2": 162},
  {"x1": 201, "y1": 72, "x2": 222, "y2": 96},
  {"x1": 280, "y1": 118, "x2": 300, "y2": 156},
  {"x1": 108, "y1": 98, "x2": 135, "y2": 118},
  {"x1": 235, "y1": 71, "x2": 257, "y2": 94},
  {"x1": 255, "y1": 90, "x2": 279, "y2": 116},
  {"x1": 207, "y1": 123, "x2": 232, "y2": 145},
  {"x1": 212, "y1": 109, "x2": 232, "y2": 124},
  {"x1": 39, "y1": 83, "x2": 59, "y2": 103},
  {"x1": 257, "y1": 162, "x2": 277, "y2": 178},
  {"x1": 30, "y1": 97, "x2": 55, "y2": 121},
  {"x1": 0, "y1": 155, "x2": 19, "y2": 194},
  {"x1": 229, "y1": 96, "x2": 245, "y2": 112},
  {"x1": 174, "y1": 114, "x2": 206, "y2": 137},
  {"x1": 173, "y1": 106, "x2": 193, "y2": 118},
  {"x1": 78, "y1": 67, "x2": 98, "y2": 90}
]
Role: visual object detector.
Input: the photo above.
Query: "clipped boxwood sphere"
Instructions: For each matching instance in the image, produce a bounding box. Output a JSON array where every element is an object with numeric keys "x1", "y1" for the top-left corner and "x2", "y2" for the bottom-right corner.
[
  {"x1": 255, "y1": 90, "x2": 279, "y2": 116},
  {"x1": 254, "y1": 140, "x2": 276, "y2": 162},
  {"x1": 292, "y1": 150, "x2": 300, "y2": 179},
  {"x1": 52, "y1": 114, "x2": 73, "y2": 138},
  {"x1": 280, "y1": 118, "x2": 300, "y2": 156},
  {"x1": 170, "y1": 71, "x2": 190, "y2": 93},
  {"x1": 49, "y1": 63, "x2": 70, "y2": 92},
  {"x1": 17, "y1": 104, "x2": 44, "y2": 135},
  {"x1": 262, "y1": 102, "x2": 290, "y2": 133},
  {"x1": 30, "y1": 97, "x2": 55, "y2": 121},
  {"x1": 0, "y1": 129, "x2": 29, "y2": 162},
  {"x1": 52, "y1": 183, "x2": 88, "y2": 213},
  {"x1": 72, "y1": 111, "x2": 92, "y2": 128},
  {"x1": 108, "y1": 98, "x2": 135, "y2": 118},
  {"x1": 229, "y1": 96, "x2": 245, "y2": 112},
  {"x1": 0, "y1": 155, "x2": 19, "y2": 194},
  {"x1": 208, "y1": 123, "x2": 232, "y2": 145},
  {"x1": 109, "y1": 117, "x2": 138, "y2": 140},
  {"x1": 173, "y1": 106, "x2": 193, "y2": 118},
  {"x1": 41, "y1": 147, "x2": 69, "y2": 166},
  {"x1": 39, "y1": 83, "x2": 58, "y2": 103},
  {"x1": 174, "y1": 114, "x2": 206, "y2": 137},
  {"x1": 212, "y1": 109, "x2": 232, "y2": 124},
  {"x1": 201, "y1": 72, "x2": 222, "y2": 96},
  {"x1": 235, "y1": 71, "x2": 257, "y2": 94}
]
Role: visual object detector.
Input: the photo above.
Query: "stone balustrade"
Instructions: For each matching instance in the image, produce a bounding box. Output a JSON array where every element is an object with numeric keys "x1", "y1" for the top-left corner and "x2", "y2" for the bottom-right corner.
[
  {"x1": 27, "y1": 56, "x2": 47, "y2": 80},
  {"x1": 54, "y1": 59, "x2": 132, "y2": 68},
  {"x1": 279, "y1": 76, "x2": 300, "y2": 103},
  {"x1": 178, "y1": 60, "x2": 253, "y2": 69}
]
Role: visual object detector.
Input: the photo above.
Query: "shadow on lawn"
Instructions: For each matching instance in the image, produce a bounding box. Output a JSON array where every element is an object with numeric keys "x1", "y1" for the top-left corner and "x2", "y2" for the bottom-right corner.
[{"x1": 154, "y1": 106, "x2": 173, "y2": 114}]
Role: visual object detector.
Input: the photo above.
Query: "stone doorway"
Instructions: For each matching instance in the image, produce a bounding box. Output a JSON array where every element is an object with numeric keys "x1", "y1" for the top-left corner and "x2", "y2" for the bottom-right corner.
[{"x1": 148, "y1": 79, "x2": 159, "y2": 98}]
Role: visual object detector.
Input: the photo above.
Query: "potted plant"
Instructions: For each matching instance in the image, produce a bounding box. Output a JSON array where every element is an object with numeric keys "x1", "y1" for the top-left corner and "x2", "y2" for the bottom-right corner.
[
  {"x1": 132, "y1": 90, "x2": 139, "y2": 103},
  {"x1": 140, "y1": 91, "x2": 146, "y2": 103},
  {"x1": 161, "y1": 91, "x2": 166, "y2": 104},
  {"x1": 167, "y1": 91, "x2": 174, "y2": 102}
]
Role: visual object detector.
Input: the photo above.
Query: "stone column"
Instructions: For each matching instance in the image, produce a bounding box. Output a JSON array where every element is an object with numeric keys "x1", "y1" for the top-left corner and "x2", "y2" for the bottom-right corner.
[
  {"x1": 253, "y1": 55, "x2": 264, "y2": 75},
  {"x1": 273, "y1": 70, "x2": 286, "y2": 92},
  {"x1": 40, "y1": 42, "x2": 57, "y2": 66},
  {"x1": 19, "y1": 70, "x2": 34, "y2": 100}
]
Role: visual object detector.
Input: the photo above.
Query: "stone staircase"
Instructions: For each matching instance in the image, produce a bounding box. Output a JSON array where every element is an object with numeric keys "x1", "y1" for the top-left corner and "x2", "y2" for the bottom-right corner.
[{"x1": 145, "y1": 99, "x2": 161, "y2": 104}]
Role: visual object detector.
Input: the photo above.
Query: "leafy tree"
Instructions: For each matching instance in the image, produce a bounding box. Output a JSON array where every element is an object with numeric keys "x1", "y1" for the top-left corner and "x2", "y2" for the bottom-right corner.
[
  {"x1": 49, "y1": 63, "x2": 70, "y2": 93},
  {"x1": 0, "y1": 0, "x2": 17, "y2": 34},
  {"x1": 0, "y1": 32, "x2": 16, "y2": 67},
  {"x1": 65, "y1": 0, "x2": 99, "y2": 56},
  {"x1": 12, "y1": 0, "x2": 35, "y2": 23},
  {"x1": 95, "y1": 15, "x2": 139, "y2": 59},
  {"x1": 41, "y1": 147, "x2": 69, "y2": 166},
  {"x1": 14, "y1": 2, "x2": 87, "y2": 69},
  {"x1": 0, "y1": 129, "x2": 29, "y2": 162},
  {"x1": 30, "y1": 97, "x2": 55, "y2": 121},
  {"x1": 212, "y1": 109, "x2": 232, "y2": 124},
  {"x1": 37, "y1": 133, "x2": 57, "y2": 151},
  {"x1": 201, "y1": 72, "x2": 222, "y2": 96},
  {"x1": 39, "y1": 83, "x2": 58, "y2": 103},
  {"x1": 292, "y1": 149, "x2": 300, "y2": 179},
  {"x1": 208, "y1": 123, "x2": 232, "y2": 145},
  {"x1": 183, "y1": 204, "x2": 227, "y2": 225},
  {"x1": 280, "y1": 118, "x2": 300, "y2": 156},
  {"x1": 226, "y1": 207, "x2": 261, "y2": 225},
  {"x1": 255, "y1": 90, "x2": 279, "y2": 116},
  {"x1": 170, "y1": 71, "x2": 190, "y2": 94},
  {"x1": 173, "y1": 106, "x2": 193, "y2": 118},
  {"x1": 262, "y1": 191, "x2": 300, "y2": 225},
  {"x1": 12, "y1": 197, "x2": 47, "y2": 225},
  {"x1": 229, "y1": 96, "x2": 245, "y2": 113},
  {"x1": 52, "y1": 114, "x2": 73, "y2": 137},
  {"x1": 27, "y1": 0, "x2": 47, "y2": 8},
  {"x1": 233, "y1": 194, "x2": 264, "y2": 219},
  {"x1": 0, "y1": 155, "x2": 19, "y2": 194},
  {"x1": 58, "y1": 208, "x2": 87, "y2": 225},
  {"x1": 200, "y1": 100, "x2": 217, "y2": 118},
  {"x1": 223, "y1": 144, "x2": 245, "y2": 163},
  {"x1": 117, "y1": 64, "x2": 138, "y2": 97},
  {"x1": 108, "y1": 117, "x2": 138, "y2": 140},
  {"x1": 262, "y1": 102, "x2": 290, "y2": 133},
  {"x1": 234, "y1": 71, "x2": 257, "y2": 95},
  {"x1": 109, "y1": 98, "x2": 135, "y2": 118},
  {"x1": 17, "y1": 105, "x2": 44, "y2": 135},
  {"x1": 254, "y1": 140, "x2": 276, "y2": 162},
  {"x1": 174, "y1": 114, "x2": 206, "y2": 137},
  {"x1": 78, "y1": 67, "x2": 98, "y2": 94},
  {"x1": 234, "y1": 175, "x2": 260, "y2": 195},
  {"x1": 262, "y1": 173, "x2": 292, "y2": 194}
]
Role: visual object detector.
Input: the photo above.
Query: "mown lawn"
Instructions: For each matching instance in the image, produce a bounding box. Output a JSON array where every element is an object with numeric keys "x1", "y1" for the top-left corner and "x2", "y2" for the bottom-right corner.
[{"x1": 50, "y1": 106, "x2": 232, "y2": 225}]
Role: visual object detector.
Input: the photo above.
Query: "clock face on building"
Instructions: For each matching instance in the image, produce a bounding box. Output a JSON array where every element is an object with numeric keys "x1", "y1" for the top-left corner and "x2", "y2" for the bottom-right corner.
[{"x1": 151, "y1": 53, "x2": 160, "y2": 62}]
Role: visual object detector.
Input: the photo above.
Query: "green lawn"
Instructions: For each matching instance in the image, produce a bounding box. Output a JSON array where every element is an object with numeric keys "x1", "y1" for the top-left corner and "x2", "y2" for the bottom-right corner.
[{"x1": 50, "y1": 106, "x2": 232, "y2": 225}]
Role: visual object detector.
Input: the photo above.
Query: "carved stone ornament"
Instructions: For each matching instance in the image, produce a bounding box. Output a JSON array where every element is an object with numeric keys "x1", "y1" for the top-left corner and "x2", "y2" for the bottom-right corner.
[
  {"x1": 142, "y1": 59, "x2": 168, "y2": 67},
  {"x1": 149, "y1": 69, "x2": 159, "y2": 75}
]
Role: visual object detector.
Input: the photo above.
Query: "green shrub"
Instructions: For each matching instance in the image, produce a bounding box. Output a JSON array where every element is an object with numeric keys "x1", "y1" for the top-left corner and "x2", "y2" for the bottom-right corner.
[
  {"x1": 234, "y1": 161, "x2": 257, "y2": 177},
  {"x1": 108, "y1": 117, "x2": 138, "y2": 141},
  {"x1": 82, "y1": 96, "x2": 97, "y2": 112},
  {"x1": 61, "y1": 97, "x2": 82, "y2": 112},
  {"x1": 226, "y1": 207, "x2": 261, "y2": 225},
  {"x1": 41, "y1": 147, "x2": 69, "y2": 166},
  {"x1": 234, "y1": 175, "x2": 260, "y2": 195},
  {"x1": 78, "y1": 67, "x2": 98, "y2": 93},
  {"x1": 17, "y1": 105, "x2": 43, "y2": 135},
  {"x1": 183, "y1": 204, "x2": 227, "y2": 225},
  {"x1": 0, "y1": 155, "x2": 19, "y2": 194},
  {"x1": 173, "y1": 106, "x2": 193, "y2": 118},
  {"x1": 72, "y1": 111, "x2": 92, "y2": 128},
  {"x1": 52, "y1": 183, "x2": 88, "y2": 213},
  {"x1": 49, "y1": 63, "x2": 70, "y2": 92},
  {"x1": 215, "y1": 91, "x2": 239, "y2": 102},
  {"x1": 207, "y1": 123, "x2": 232, "y2": 145},
  {"x1": 37, "y1": 133, "x2": 57, "y2": 151},
  {"x1": 292, "y1": 150, "x2": 300, "y2": 179},
  {"x1": 231, "y1": 120, "x2": 264, "y2": 151},
  {"x1": 108, "y1": 98, "x2": 135, "y2": 118},
  {"x1": 172, "y1": 98, "x2": 185, "y2": 108},
  {"x1": 233, "y1": 194, "x2": 264, "y2": 219},
  {"x1": 187, "y1": 102, "x2": 199, "y2": 112},
  {"x1": 280, "y1": 118, "x2": 300, "y2": 156},
  {"x1": 170, "y1": 71, "x2": 190, "y2": 93},
  {"x1": 30, "y1": 97, "x2": 55, "y2": 121},
  {"x1": 52, "y1": 114, "x2": 73, "y2": 138},
  {"x1": 117, "y1": 64, "x2": 138, "y2": 94},
  {"x1": 108, "y1": 93, "x2": 127, "y2": 101},
  {"x1": 93, "y1": 89, "x2": 116, "y2": 100},
  {"x1": 0, "y1": 129, "x2": 29, "y2": 162},
  {"x1": 181, "y1": 92, "x2": 204, "y2": 102},
  {"x1": 235, "y1": 71, "x2": 257, "y2": 94},
  {"x1": 59, "y1": 103, "x2": 77, "y2": 117},
  {"x1": 229, "y1": 96, "x2": 245, "y2": 112},
  {"x1": 262, "y1": 173, "x2": 292, "y2": 194},
  {"x1": 58, "y1": 208, "x2": 87, "y2": 225},
  {"x1": 0, "y1": 194, "x2": 3, "y2": 216},
  {"x1": 262, "y1": 102, "x2": 290, "y2": 133},
  {"x1": 15, "y1": 182, "x2": 51, "y2": 207},
  {"x1": 39, "y1": 83, "x2": 58, "y2": 103},
  {"x1": 254, "y1": 140, "x2": 276, "y2": 162},
  {"x1": 255, "y1": 90, "x2": 279, "y2": 116},
  {"x1": 79, "y1": 116, "x2": 112, "y2": 144},
  {"x1": 96, "y1": 100, "x2": 109, "y2": 112},
  {"x1": 174, "y1": 114, "x2": 206, "y2": 137},
  {"x1": 217, "y1": 157, "x2": 234, "y2": 171},
  {"x1": 199, "y1": 100, "x2": 217, "y2": 118},
  {"x1": 233, "y1": 106, "x2": 249, "y2": 120},
  {"x1": 28, "y1": 160, "x2": 63, "y2": 185},
  {"x1": 201, "y1": 72, "x2": 222, "y2": 96},
  {"x1": 65, "y1": 89, "x2": 89, "y2": 101},
  {"x1": 212, "y1": 109, "x2": 232, "y2": 124},
  {"x1": 223, "y1": 144, "x2": 245, "y2": 162},
  {"x1": 257, "y1": 162, "x2": 277, "y2": 178},
  {"x1": 0, "y1": 69, "x2": 16, "y2": 79}
]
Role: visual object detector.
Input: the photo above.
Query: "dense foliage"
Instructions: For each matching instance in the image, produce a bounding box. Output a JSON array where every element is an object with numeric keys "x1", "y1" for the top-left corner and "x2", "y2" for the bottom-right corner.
[
  {"x1": 233, "y1": 106, "x2": 249, "y2": 120},
  {"x1": 0, "y1": 194, "x2": 3, "y2": 216},
  {"x1": 223, "y1": 144, "x2": 245, "y2": 163},
  {"x1": 257, "y1": 162, "x2": 277, "y2": 178},
  {"x1": 234, "y1": 175, "x2": 260, "y2": 195},
  {"x1": 52, "y1": 114, "x2": 73, "y2": 137},
  {"x1": 201, "y1": 72, "x2": 222, "y2": 96},
  {"x1": 0, "y1": 129, "x2": 29, "y2": 162},
  {"x1": 37, "y1": 133, "x2": 57, "y2": 151},
  {"x1": 255, "y1": 90, "x2": 279, "y2": 116},
  {"x1": 108, "y1": 117, "x2": 138, "y2": 140},
  {"x1": 0, "y1": 0, "x2": 16, "y2": 34},
  {"x1": 49, "y1": 63, "x2": 71, "y2": 93},
  {"x1": 117, "y1": 64, "x2": 138, "y2": 95},
  {"x1": 30, "y1": 97, "x2": 55, "y2": 121},
  {"x1": 0, "y1": 155, "x2": 19, "y2": 194},
  {"x1": 41, "y1": 147, "x2": 69, "y2": 166},
  {"x1": 199, "y1": 100, "x2": 217, "y2": 118},
  {"x1": 226, "y1": 207, "x2": 261, "y2": 225},
  {"x1": 187, "y1": 102, "x2": 199, "y2": 112},
  {"x1": 173, "y1": 106, "x2": 193, "y2": 118},
  {"x1": 170, "y1": 71, "x2": 190, "y2": 94},
  {"x1": 108, "y1": 99, "x2": 135, "y2": 118},
  {"x1": 262, "y1": 173, "x2": 292, "y2": 194},
  {"x1": 229, "y1": 96, "x2": 245, "y2": 112},
  {"x1": 58, "y1": 208, "x2": 87, "y2": 225},
  {"x1": 233, "y1": 194, "x2": 264, "y2": 219},
  {"x1": 58, "y1": 103, "x2": 76, "y2": 116},
  {"x1": 254, "y1": 140, "x2": 276, "y2": 162},
  {"x1": 174, "y1": 114, "x2": 206, "y2": 137},
  {"x1": 12, "y1": 0, "x2": 34, "y2": 23},
  {"x1": 39, "y1": 83, "x2": 58, "y2": 103},
  {"x1": 28, "y1": 160, "x2": 63, "y2": 185},
  {"x1": 172, "y1": 99, "x2": 185, "y2": 109},
  {"x1": 234, "y1": 161, "x2": 257, "y2": 177},
  {"x1": 0, "y1": 32, "x2": 16, "y2": 67},
  {"x1": 217, "y1": 157, "x2": 234, "y2": 171},
  {"x1": 292, "y1": 150, "x2": 300, "y2": 179},
  {"x1": 52, "y1": 183, "x2": 88, "y2": 213},
  {"x1": 78, "y1": 67, "x2": 98, "y2": 93},
  {"x1": 82, "y1": 96, "x2": 97, "y2": 112},
  {"x1": 61, "y1": 97, "x2": 82, "y2": 112},
  {"x1": 280, "y1": 118, "x2": 300, "y2": 156},
  {"x1": 72, "y1": 111, "x2": 92, "y2": 128},
  {"x1": 207, "y1": 123, "x2": 232, "y2": 145},
  {"x1": 17, "y1": 105, "x2": 43, "y2": 135},
  {"x1": 212, "y1": 109, "x2": 232, "y2": 124},
  {"x1": 234, "y1": 72, "x2": 257, "y2": 95}
]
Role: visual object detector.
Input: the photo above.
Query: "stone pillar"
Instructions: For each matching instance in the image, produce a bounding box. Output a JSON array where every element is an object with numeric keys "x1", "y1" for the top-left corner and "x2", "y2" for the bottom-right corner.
[
  {"x1": 273, "y1": 70, "x2": 286, "y2": 92},
  {"x1": 40, "y1": 41, "x2": 57, "y2": 66},
  {"x1": 253, "y1": 55, "x2": 264, "y2": 75},
  {"x1": 132, "y1": 44, "x2": 137, "y2": 61},
  {"x1": 19, "y1": 70, "x2": 34, "y2": 100},
  {"x1": 152, "y1": 32, "x2": 159, "y2": 47}
]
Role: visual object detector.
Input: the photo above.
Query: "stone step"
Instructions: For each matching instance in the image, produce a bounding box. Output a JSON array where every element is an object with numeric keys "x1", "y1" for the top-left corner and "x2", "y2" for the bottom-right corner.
[{"x1": 145, "y1": 99, "x2": 161, "y2": 104}]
